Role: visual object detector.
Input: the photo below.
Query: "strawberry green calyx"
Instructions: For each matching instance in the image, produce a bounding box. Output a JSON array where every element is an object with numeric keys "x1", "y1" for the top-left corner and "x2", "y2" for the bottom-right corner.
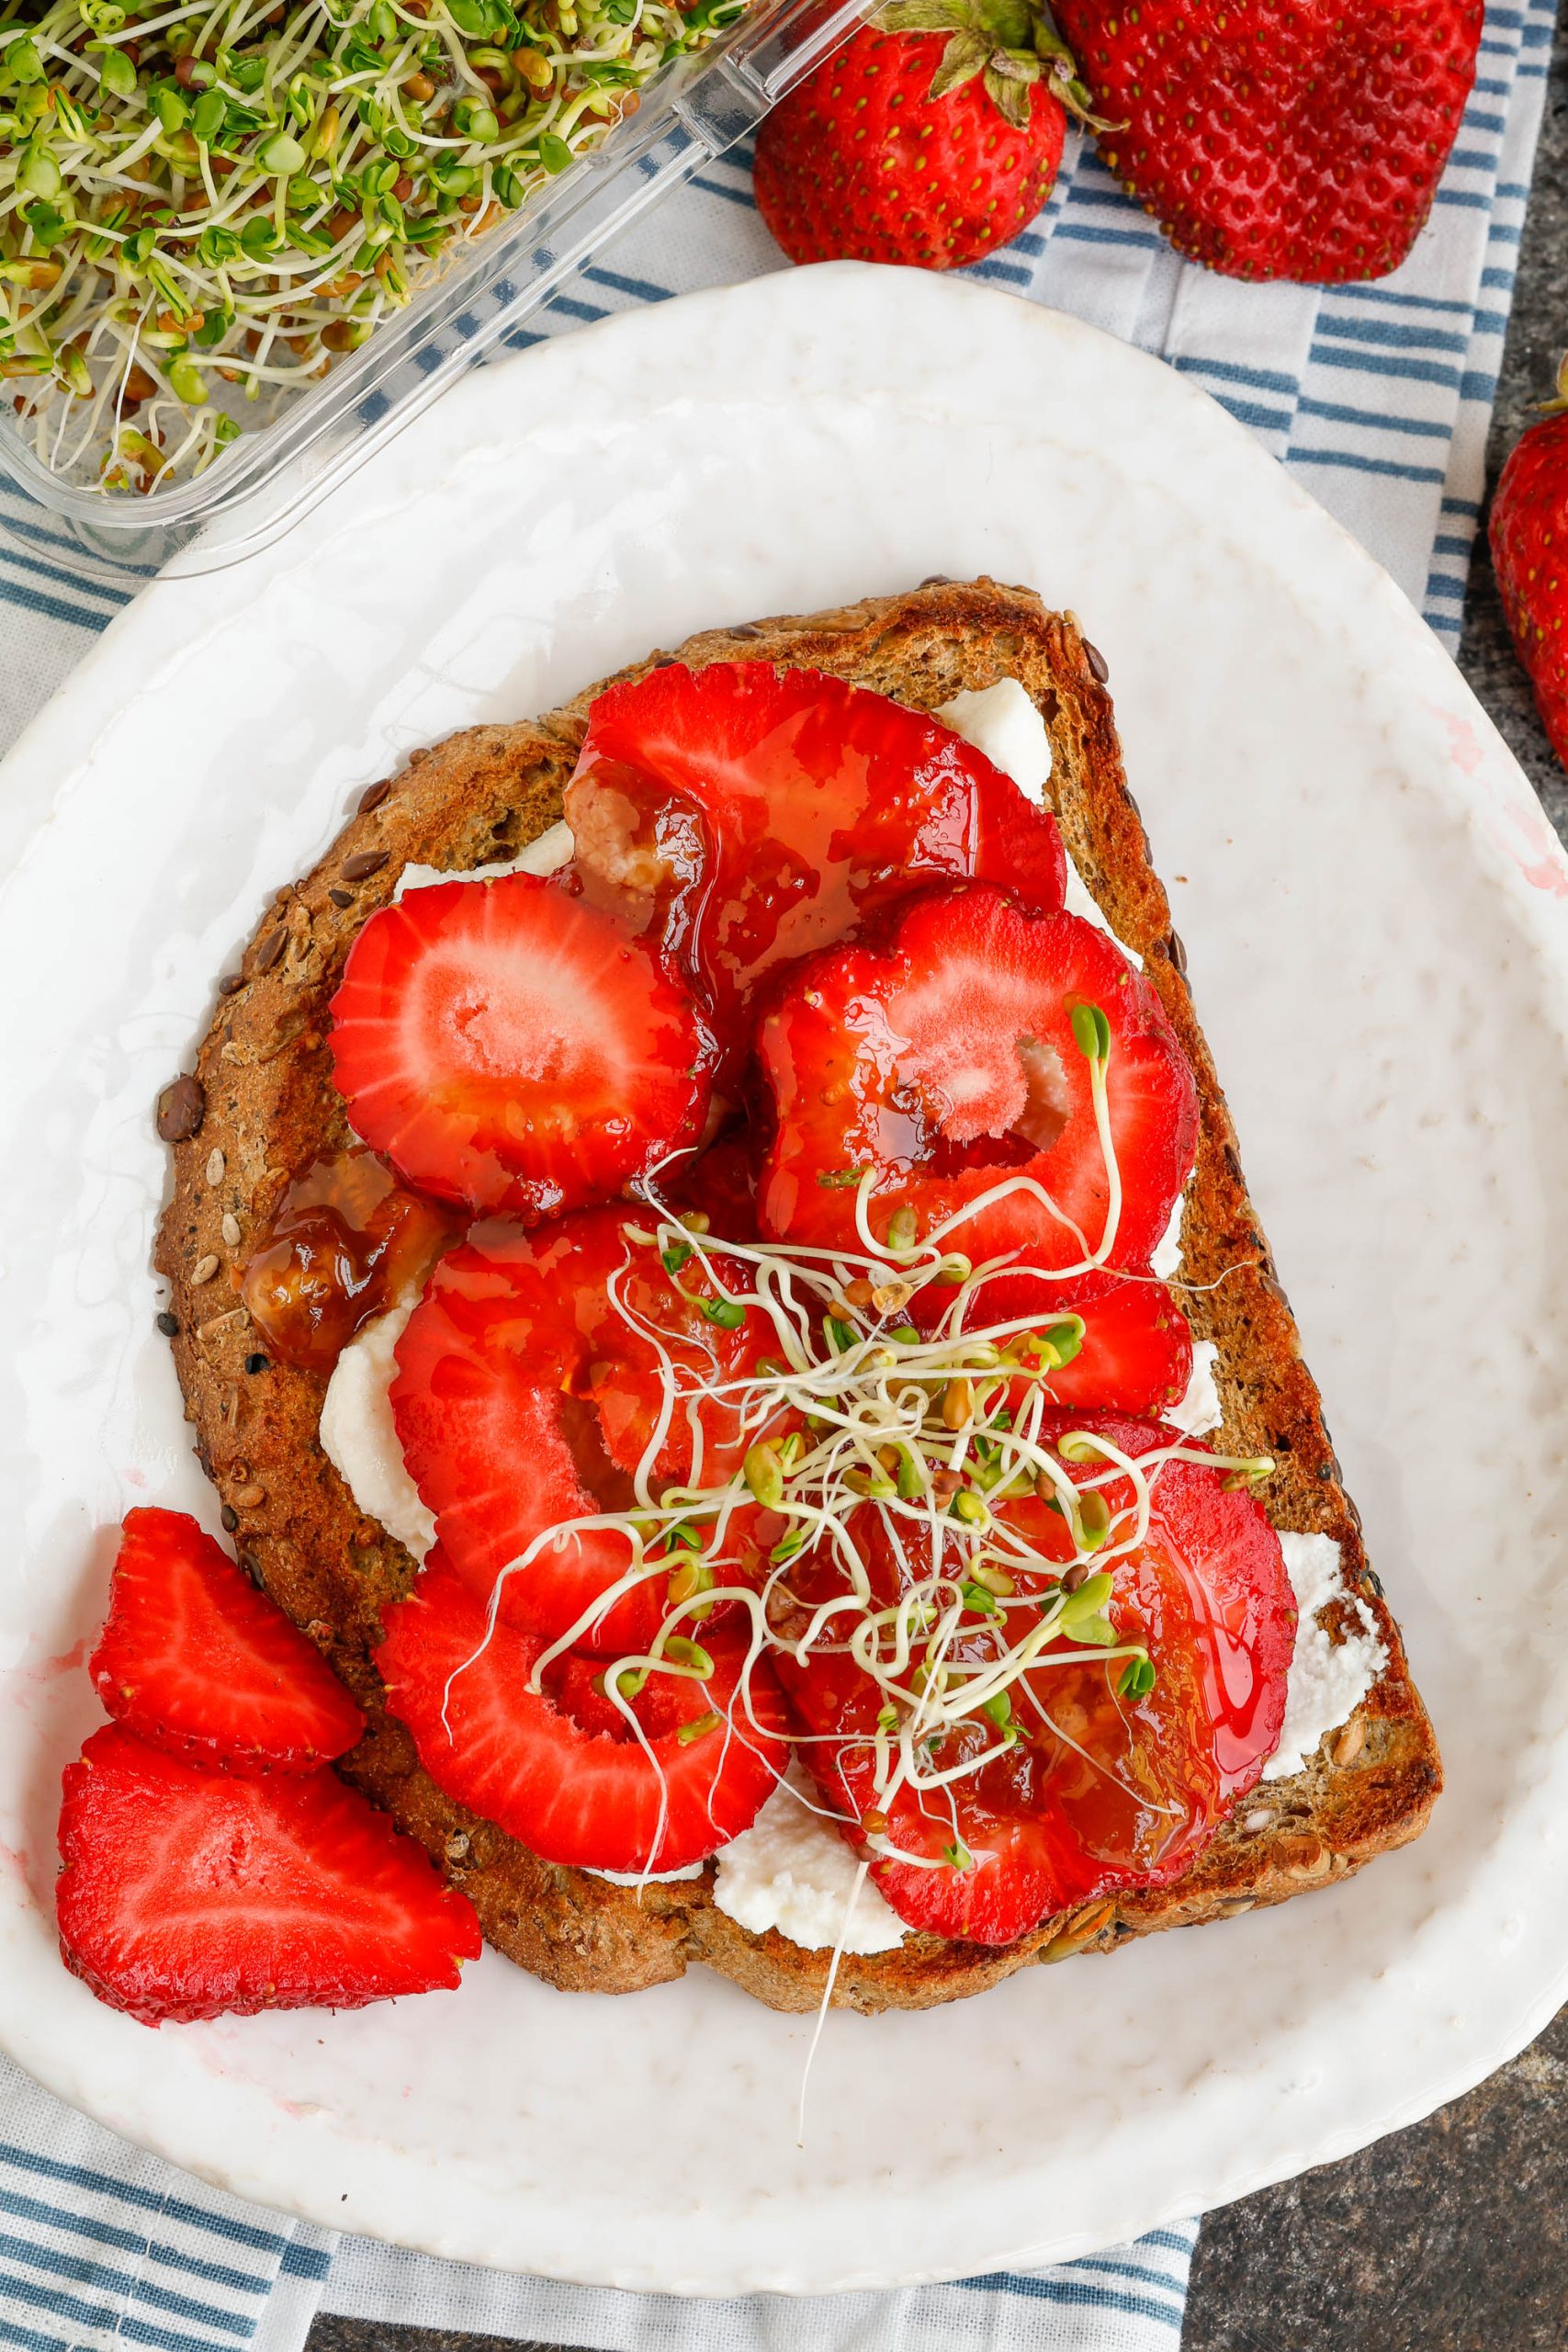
[{"x1": 876, "y1": 0, "x2": 1106, "y2": 133}]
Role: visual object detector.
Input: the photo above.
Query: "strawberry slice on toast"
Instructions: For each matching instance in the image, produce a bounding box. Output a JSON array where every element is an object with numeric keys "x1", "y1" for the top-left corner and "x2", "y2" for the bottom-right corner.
[
  {"x1": 56, "y1": 1724, "x2": 481, "y2": 2023},
  {"x1": 780, "y1": 1415, "x2": 1294, "y2": 1946},
  {"x1": 330, "y1": 871, "x2": 715, "y2": 1219},
  {"x1": 758, "y1": 887, "x2": 1197, "y2": 1269},
  {"x1": 566, "y1": 662, "x2": 1067, "y2": 1061},
  {"x1": 377, "y1": 1552, "x2": 790, "y2": 1873},
  {"x1": 391, "y1": 1208, "x2": 787, "y2": 1651},
  {"x1": 912, "y1": 1261, "x2": 1195, "y2": 1419},
  {"x1": 90, "y1": 1508, "x2": 364, "y2": 1773}
]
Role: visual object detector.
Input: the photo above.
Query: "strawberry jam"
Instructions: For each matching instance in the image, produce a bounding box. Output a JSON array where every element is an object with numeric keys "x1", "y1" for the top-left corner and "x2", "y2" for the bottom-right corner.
[{"x1": 239, "y1": 1148, "x2": 457, "y2": 1372}]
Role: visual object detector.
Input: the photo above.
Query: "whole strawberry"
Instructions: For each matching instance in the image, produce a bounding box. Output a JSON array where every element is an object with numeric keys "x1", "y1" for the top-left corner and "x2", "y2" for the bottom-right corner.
[
  {"x1": 1491, "y1": 359, "x2": 1568, "y2": 770},
  {"x1": 1053, "y1": 0, "x2": 1483, "y2": 284},
  {"x1": 754, "y1": 0, "x2": 1092, "y2": 272}
]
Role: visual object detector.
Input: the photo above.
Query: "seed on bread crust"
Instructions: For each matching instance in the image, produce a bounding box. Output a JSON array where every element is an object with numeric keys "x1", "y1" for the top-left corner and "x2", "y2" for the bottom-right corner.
[
  {"x1": 1278, "y1": 1834, "x2": 1331, "y2": 1880},
  {"x1": 156, "y1": 1074, "x2": 205, "y2": 1141},
  {"x1": 1038, "y1": 1899, "x2": 1118, "y2": 1962}
]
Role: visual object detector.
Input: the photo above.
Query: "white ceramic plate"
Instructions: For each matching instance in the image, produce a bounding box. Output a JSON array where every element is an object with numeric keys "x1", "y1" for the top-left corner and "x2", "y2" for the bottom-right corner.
[{"x1": 2, "y1": 264, "x2": 1566, "y2": 2295}]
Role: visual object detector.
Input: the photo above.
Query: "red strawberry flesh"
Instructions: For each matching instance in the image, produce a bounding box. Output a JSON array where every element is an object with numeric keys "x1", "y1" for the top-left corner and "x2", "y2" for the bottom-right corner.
[
  {"x1": 913, "y1": 1260, "x2": 1195, "y2": 1419},
  {"x1": 377, "y1": 1553, "x2": 790, "y2": 1873},
  {"x1": 781, "y1": 1416, "x2": 1294, "y2": 1944},
  {"x1": 56, "y1": 1724, "x2": 480, "y2": 2023},
  {"x1": 390, "y1": 1208, "x2": 788, "y2": 1650},
  {"x1": 329, "y1": 870, "x2": 714, "y2": 1218},
  {"x1": 90, "y1": 1508, "x2": 364, "y2": 1773},
  {"x1": 758, "y1": 888, "x2": 1197, "y2": 1269}
]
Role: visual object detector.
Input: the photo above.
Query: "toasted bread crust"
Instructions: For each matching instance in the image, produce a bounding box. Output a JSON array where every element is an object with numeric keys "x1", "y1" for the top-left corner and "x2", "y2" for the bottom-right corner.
[{"x1": 153, "y1": 579, "x2": 1440, "y2": 2014}]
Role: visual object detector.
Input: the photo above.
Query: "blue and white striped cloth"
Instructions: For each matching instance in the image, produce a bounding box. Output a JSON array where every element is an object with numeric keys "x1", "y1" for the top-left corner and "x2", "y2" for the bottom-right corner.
[{"x1": 0, "y1": 4, "x2": 1552, "y2": 2345}]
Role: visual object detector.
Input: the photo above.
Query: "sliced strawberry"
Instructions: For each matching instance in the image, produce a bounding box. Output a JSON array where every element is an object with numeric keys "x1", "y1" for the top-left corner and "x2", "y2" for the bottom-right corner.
[
  {"x1": 90, "y1": 1509, "x2": 364, "y2": 1774},
  {"x1": 779, "y1": 1415, "x2": 1293, "y2": 1946},
  {"x1": 758, "y1": 888, "x2": 1196, "y2": 1271},
  {"x1": 566, "y1": 662, "x2": 1066, "y2": 1062},
  {"x1": 911, "y1": 1261, "x2": 1194, "y2": 1419},
  {"x1": 329, "y1": 871, "x2": 715, "y2": 1219},
  {"x1": 56, "y1": 1724, "x2": 480, "y2": 2024},
  {"x1": 377, "y1": 1552, "x2": 790, "y2": 1872},
  {"x1": 391, "y1": 1208, "x2": 786, "y2": 1651}
]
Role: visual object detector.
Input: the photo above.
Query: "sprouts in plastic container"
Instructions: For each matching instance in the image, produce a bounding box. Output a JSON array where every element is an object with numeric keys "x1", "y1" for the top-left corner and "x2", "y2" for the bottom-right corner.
[
  {"x1": 0, "y1": 0, "x2": 873, "y2": 574},
  {"x1": 0, "y1": 0, "x2": 744, "y2": 488}
]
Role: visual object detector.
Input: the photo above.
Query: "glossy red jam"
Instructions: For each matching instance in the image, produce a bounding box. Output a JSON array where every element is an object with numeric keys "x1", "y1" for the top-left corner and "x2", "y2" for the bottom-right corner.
[{"x1": 239, "y1": 1148, "x2": 457, "y2": 1371}]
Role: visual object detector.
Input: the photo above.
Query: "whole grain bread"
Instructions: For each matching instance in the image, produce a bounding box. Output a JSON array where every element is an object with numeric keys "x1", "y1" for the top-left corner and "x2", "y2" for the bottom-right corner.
[{"x1": 152, "y1": 578, "x2": 1441, "y2": 2013}]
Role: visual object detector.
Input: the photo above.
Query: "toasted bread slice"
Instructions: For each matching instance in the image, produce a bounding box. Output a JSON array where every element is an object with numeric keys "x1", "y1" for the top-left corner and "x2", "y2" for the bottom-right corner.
[{"x1": 152, "y1": 579, "x2": 1440, "y2": 2013}]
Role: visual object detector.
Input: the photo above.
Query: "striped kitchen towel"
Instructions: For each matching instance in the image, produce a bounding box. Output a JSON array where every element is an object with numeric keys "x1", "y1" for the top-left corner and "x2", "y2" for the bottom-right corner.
[
  {"x1": 0, "y1": 0, "x2": 1553, "y2": 757},
  {"x1": 0, "y1": 2048, "x2": 1197, "y2": 2352},
  {"x1": 0, "y1": 2054, "x2": 334, "y2": 2352}
]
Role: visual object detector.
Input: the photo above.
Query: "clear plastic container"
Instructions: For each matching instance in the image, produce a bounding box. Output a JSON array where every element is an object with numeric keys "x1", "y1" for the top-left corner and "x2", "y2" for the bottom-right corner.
[{"x1": 0, "y1": 0, "x2": 869, "y2": 583}]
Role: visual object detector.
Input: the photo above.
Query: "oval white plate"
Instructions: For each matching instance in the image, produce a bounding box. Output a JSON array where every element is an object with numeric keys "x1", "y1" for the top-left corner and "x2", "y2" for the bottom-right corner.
[{"x1": 2, "y1": 264, "x2": 1566, "y2": 2295}]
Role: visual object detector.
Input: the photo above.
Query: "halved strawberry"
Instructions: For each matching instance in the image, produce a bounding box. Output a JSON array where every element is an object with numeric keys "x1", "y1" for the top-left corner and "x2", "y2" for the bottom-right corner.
[
  {"x1": 780, "y1": 1416, "x2": 1294, "y2": 1946},
  {"x1": 566, "y1": 662, "x2": 1066, "y2": 1062},
  {"x1": 391, "y1": 1208, "x2": 785, "y2": 1651},
  {"x1": 758, "y1": 888, "x2": 1196, "y2": 1270},
  {"x1": 376, "y1": 1552, "x2": 790, "y2": 1872},
  {"x1": 90, "y1": 1509, "x2": 364, "y2": 1773},
  {"x1": 56, "y1": 1724, "x2": 480, "y2": 2024},
  {"x1": 329, "y1": 871, "x2": 715, "y2": 1219},
  {"x1": 911, "y1": 1261, "x2": 1194, "y2": 1419}
]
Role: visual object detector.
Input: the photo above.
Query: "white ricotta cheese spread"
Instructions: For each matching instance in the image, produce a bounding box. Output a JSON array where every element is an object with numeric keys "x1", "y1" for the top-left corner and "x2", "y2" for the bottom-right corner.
[
  {"x1": 1060, "y1": 852, "x2": 1145, "y2": 969},
  {"x1": 1151, "y1": 1185, "x2": 1188, "y2": 1283},
  {"x1": 936, "y1": 679, "x2": 1145, "y2": 970},
  {"x1": 1263, "y1": 1532, "x2": 1388, "y2": 1781},
  {"x1": 319, "y1": 1291, "x2": 434, "y2": 1564},
  {"x1": 935, "y1": 678, "x2": 1053, "y2": 803},
  {"x1": 712, "y1": 1762, "x2": 908, "y2": 1953},
  {"x1": 395, "y1": 817, "x2": 574, "y2": 899},
  {"x1": 1168, "y1": 1338, "x2": 1222, "y2": 1437}
]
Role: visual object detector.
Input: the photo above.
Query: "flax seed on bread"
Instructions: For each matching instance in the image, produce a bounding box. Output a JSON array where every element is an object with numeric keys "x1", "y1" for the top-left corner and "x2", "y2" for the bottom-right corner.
[{"x1": 152, "y1": 578, "x2": 1440, "y2": 2014}]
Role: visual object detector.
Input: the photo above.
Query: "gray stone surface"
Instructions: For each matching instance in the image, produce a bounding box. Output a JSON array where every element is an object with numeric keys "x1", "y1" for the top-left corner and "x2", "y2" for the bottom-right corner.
[{"x1": 300, "y1": 23, "x2": 1568, "y2": 2352}]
